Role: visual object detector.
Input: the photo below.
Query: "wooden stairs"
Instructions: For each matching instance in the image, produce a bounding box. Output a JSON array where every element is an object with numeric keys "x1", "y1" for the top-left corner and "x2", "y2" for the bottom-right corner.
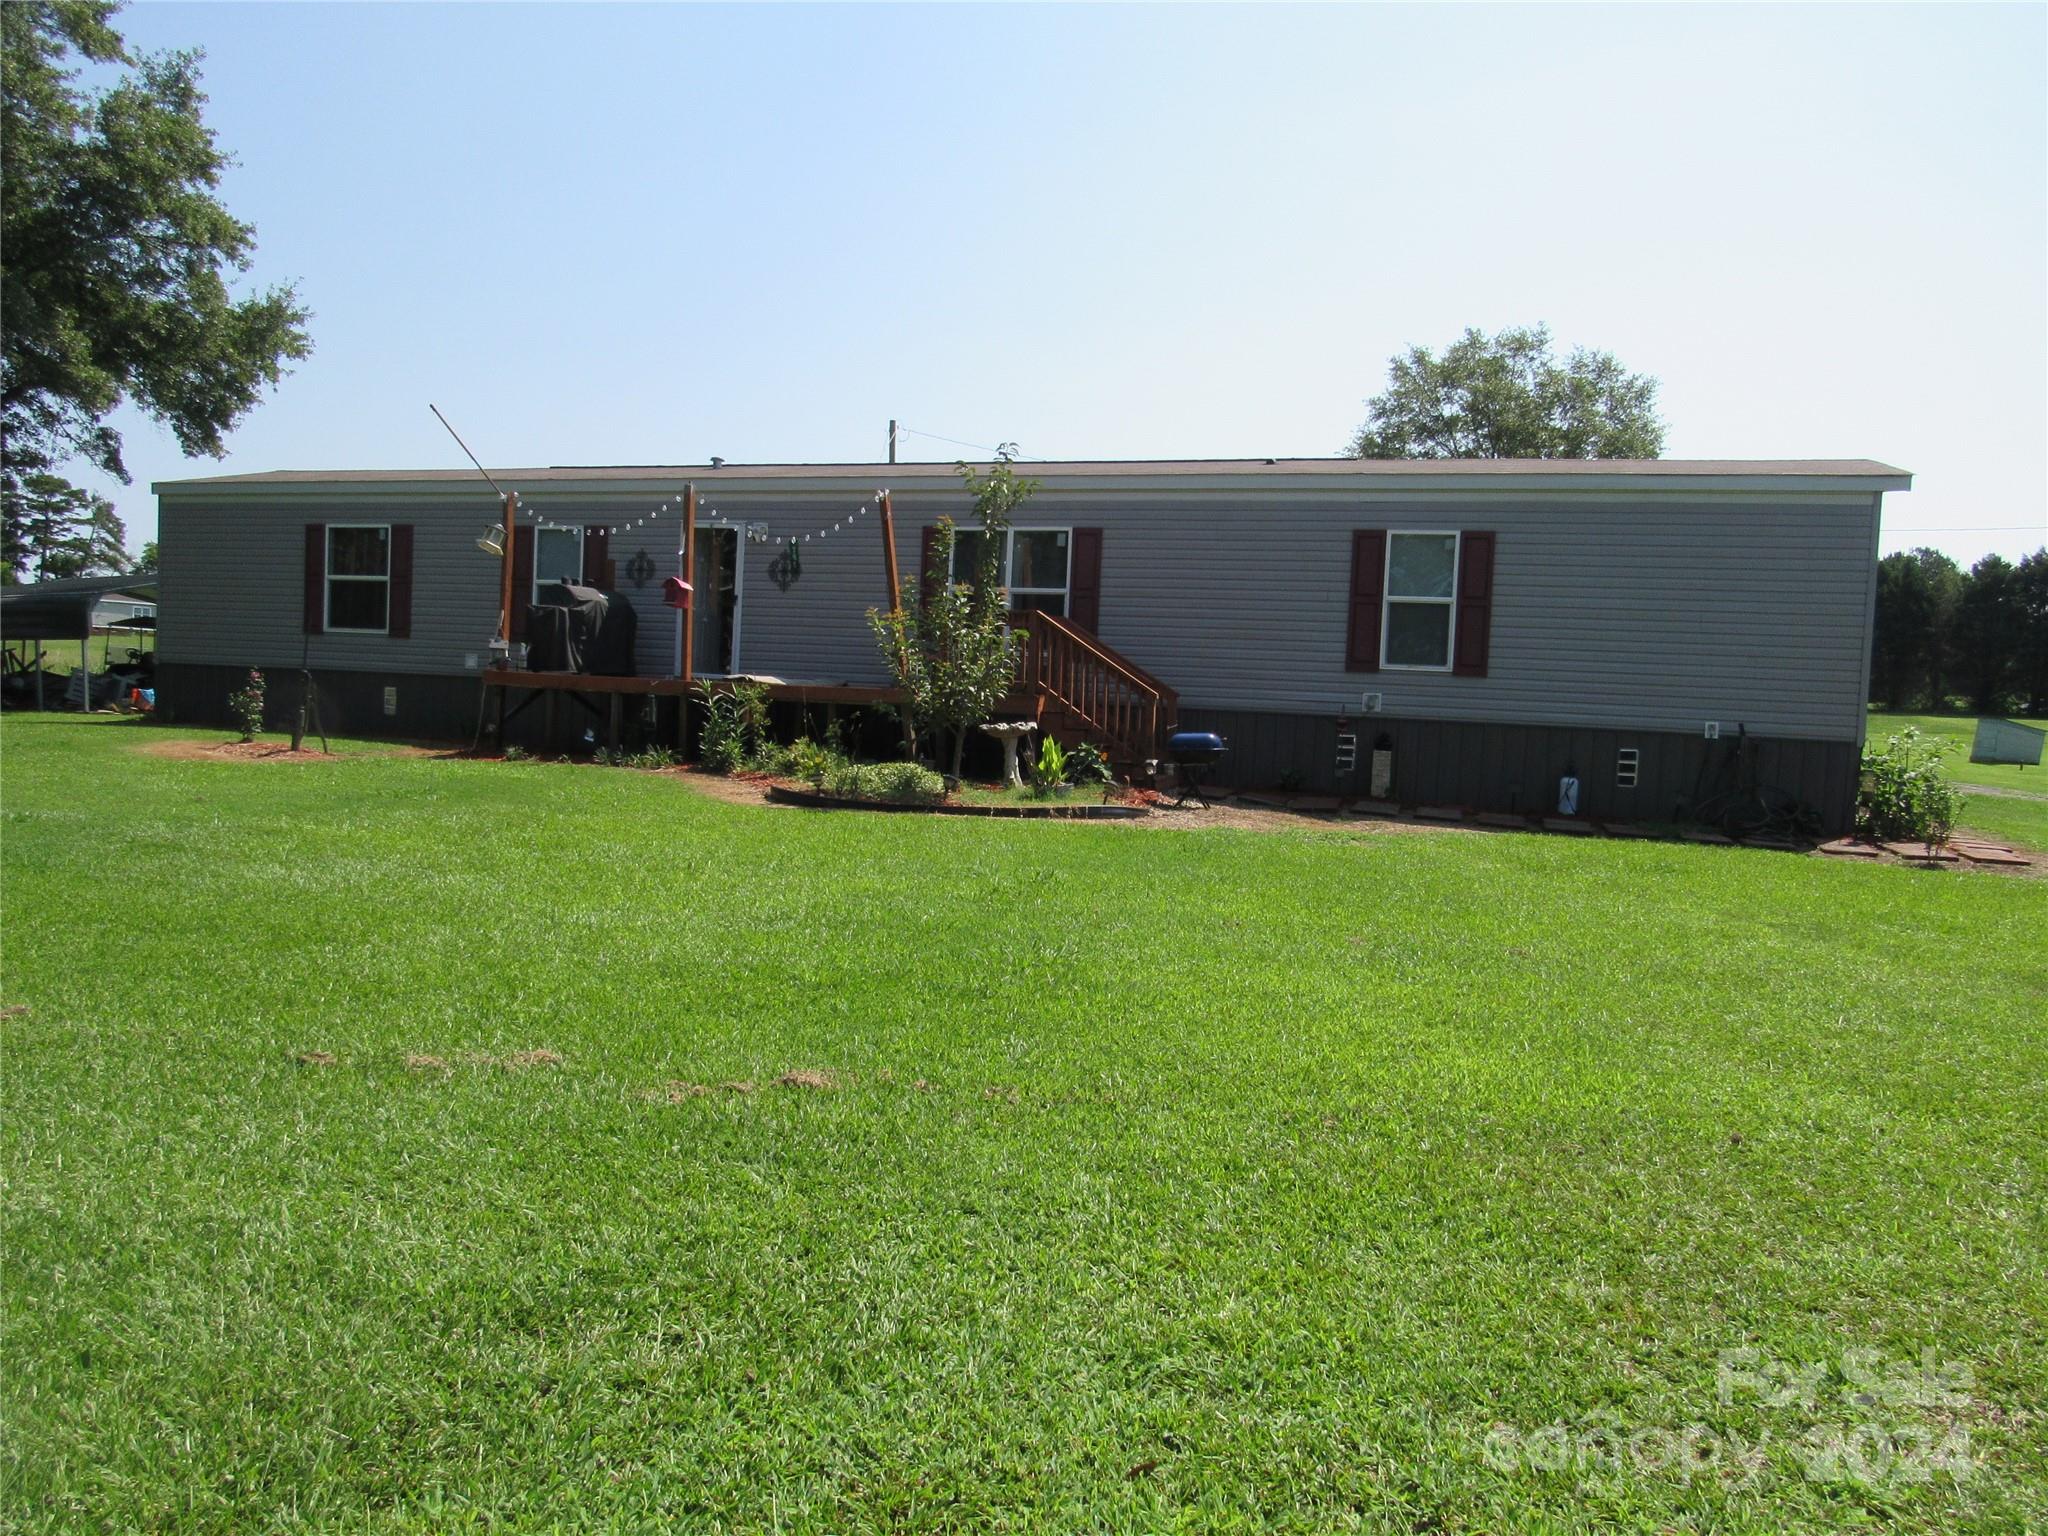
[{"x1": 1002, "y1": 609, "x2": 1177, "y2": 773}]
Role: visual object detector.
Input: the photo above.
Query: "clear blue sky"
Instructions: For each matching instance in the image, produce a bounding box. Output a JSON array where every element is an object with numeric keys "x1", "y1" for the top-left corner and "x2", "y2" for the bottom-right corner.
[{"x1": 89, "y1": 2, "x2": 2046, "y2": 564}]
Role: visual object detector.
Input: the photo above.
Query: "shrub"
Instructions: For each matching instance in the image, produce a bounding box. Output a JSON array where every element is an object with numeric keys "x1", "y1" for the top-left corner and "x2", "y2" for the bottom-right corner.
[
  {"x1": 1857, "y1": 727, "x2": 1963, "y2": 844},
  {"x1": 781, "y1": 736, "x2": 846, "y2": 788},
  {"x1": 1066, "y1": 741, "x2": 1112, "y2": 786},
  {"x1": 856, "y1": 762, "x2": 945, "y2": 804},
  {"x1": 821, "y1": 760, "x2": 944, "y2": 804},
  {"x1": 227, "y1": 668, "x2": 265, "y2": 741}
]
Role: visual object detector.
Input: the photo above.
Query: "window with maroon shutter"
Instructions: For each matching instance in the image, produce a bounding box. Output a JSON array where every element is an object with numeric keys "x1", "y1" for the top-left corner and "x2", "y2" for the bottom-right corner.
[
  {"x1": 388, "y1": 525, "x2": 414, "y2": 639},
  {"x1": 303, "y1": 523, "x2": 326, "y2": 634},
  {"x1": 1452, "y1": 531, "x2": 1495, "y2": 677},
  {"x1": 582, "y1": 525, "x2": 611, "y2": 588},
  {"x1": 1345, "y1": 529, "x2": 1386, "y2": 671},
  {"x1": 1069, "y1": 528, "x2": 1103, "y2": 632},
  {"x1": 323, "y1": 524, "x2": 392, "y2": 634}
]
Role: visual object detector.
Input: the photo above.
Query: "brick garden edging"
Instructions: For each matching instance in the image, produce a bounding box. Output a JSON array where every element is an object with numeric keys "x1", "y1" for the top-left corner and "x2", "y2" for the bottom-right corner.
[{"x1": 765, "y1": 784, "x2": 1150, "y2": 820}]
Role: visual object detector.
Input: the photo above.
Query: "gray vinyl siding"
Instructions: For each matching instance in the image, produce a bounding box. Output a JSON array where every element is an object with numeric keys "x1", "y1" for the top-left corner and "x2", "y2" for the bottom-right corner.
[{"x1": 157, "y1": 483, "x2": 1882, "y2": 743}]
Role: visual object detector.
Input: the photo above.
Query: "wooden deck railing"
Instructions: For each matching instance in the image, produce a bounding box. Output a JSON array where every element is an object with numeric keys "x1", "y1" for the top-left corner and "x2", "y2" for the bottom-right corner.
[{"x1": 1011, "y1": 609, "x2": 1178, "y2": 763}]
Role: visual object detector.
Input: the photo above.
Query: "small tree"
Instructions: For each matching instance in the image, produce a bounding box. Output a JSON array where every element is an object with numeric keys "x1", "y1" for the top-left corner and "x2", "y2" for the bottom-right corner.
[{"x1": 870, "y1": 455, "x2": 1033, "y2": 780}]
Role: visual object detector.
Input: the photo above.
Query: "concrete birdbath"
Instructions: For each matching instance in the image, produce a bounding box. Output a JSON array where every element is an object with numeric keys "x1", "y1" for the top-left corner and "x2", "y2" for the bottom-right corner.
[{"x1": 978, "y1": 721, "x2": 1038, "y2": 790}]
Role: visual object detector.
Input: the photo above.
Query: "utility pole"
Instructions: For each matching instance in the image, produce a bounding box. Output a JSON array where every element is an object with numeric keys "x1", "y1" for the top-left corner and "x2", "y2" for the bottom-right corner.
[{"x1": 888, "y1": 419, "x2": 897, "y2": 464}]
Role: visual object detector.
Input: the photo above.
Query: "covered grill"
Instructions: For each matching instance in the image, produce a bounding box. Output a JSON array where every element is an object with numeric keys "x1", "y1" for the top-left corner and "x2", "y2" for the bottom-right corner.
[{"x1": 1164, "y1": 729, "x2": 1228, "y2": 808}]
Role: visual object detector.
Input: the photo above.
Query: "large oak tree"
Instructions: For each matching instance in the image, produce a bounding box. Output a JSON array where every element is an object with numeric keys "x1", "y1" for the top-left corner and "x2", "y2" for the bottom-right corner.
[
  {"x1": 2, "y1": 0, "x2": 310, "y2": 578},
  {"x1": 1348, "y1": 325, "x2": 1664, "y2": 460}
]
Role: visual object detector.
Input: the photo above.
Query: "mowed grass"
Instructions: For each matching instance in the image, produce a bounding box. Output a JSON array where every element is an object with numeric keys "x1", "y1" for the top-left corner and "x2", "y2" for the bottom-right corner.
[
  {"x1": 3, "y1": 718, "x2": 2044, "y2": 1534},
  {"x1": 1869, "y1": 710, "x2": 2048, "y2": 851}
]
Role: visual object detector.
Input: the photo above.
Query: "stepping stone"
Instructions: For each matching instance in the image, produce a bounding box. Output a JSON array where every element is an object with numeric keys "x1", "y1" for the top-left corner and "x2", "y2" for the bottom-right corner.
[
  {"x1": 1739, "y1": 835, "x2": 1802, "y2": 851},
  {"x1": 1236, "y1": 792, "x2": 1292, "y2": 810},
  {"x1": 1600, "y1": 822, "x2": 1656, "y2": 838},
  {"x1": 1683, "y1": 828, "x2": 1736, "y2": 845},
  {"x1": 1954, "y1": 845, "x2": 2029, "y2": 866},
  {"x1": 1474, "y1": 812, "x2": 1529, "y2": 829},
  {"x1": 1291, "y1": 795, "x2": 1343, "y2": 813},
  {"x1": 1415, "y1": 804, "x2": 1464, "y2": 822},
  {"x1": 1817, "y1": 838, "x2": 1883, "y2": 858},
  {"x1": 1542, "y1": 817, "x2": 1593, "y2": 834},
  {"x1": 1346, "y1": 799, "x2": 1400, "y2": 818},
  {"x1": 1880, "y1": 841, "x2": 1960, "y2": 862}
]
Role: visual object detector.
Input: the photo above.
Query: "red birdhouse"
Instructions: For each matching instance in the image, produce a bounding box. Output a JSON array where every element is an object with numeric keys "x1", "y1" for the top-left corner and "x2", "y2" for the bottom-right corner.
[{"x1": 662, "y1": 575, "x2": 693, "y2": 610}]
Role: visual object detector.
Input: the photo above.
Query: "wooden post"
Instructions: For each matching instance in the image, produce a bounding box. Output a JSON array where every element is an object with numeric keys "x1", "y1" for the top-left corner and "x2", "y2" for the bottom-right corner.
[
  {"x1": 678, "y1": 483, "x2": 697, "y2": 757},
  {"x1": 79, "y1": 628, "x2": 90, "y2": 713},
  {"x1": 498, "y1": 491, "x2": 518, "y2": 643},
  {"x1": 877, "y1": 489, "x2": 917, "y2": 759},
  {"x1": 681, "y1": 483, "x2": 697, "y2": 685},
  {"x1": 879, "y1": 490, "x2": 902, "y2": 615}
]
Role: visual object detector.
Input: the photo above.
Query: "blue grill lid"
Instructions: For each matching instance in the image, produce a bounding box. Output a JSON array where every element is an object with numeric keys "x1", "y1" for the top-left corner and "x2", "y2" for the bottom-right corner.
[{"x1": 1166, "y1": 731, "x2": 1227, "y2": 756}]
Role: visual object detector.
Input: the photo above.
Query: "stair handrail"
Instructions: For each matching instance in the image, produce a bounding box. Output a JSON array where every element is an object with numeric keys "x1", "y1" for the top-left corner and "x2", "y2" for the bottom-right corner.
[{"x1": 1010, "y1": 609, "x2": 1177, "y2": 760}]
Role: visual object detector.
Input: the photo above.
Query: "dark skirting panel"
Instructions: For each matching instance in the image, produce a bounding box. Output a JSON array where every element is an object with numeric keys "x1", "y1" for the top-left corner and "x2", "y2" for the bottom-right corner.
[{"x1": 1173, "y1": 705, "x2": 1858, "y2": 833}]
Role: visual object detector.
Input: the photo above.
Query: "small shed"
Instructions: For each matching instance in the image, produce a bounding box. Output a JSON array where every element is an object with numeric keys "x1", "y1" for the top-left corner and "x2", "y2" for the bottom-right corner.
[{"x1": 1971, "y1": 717, "x2": 2045, "y2": 768}]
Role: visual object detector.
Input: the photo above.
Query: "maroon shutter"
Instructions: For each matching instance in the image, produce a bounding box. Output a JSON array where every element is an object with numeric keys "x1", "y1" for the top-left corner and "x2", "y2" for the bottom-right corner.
[
  {"x1": 1453, "y1": 531, "x2": 1495, "y2": 677},
  {"x1": 387, "y1": 524, "x2": 414, "y2": 639},
  {"x1": 509, "y1": 527, "x2": 535, "y2": 641},
  {"x1": 582, "y1": 525, "x2": 610, "y2": 587},
  {"x1": 1345, "y1": 529, "x2": 1386, "y2": 671},
  {"x1": 303, "y1": 523, "x2": 326, "y2": 634},
  {"x1": 919, "y1": 525, "x2": 938, "y2": 606},
  {"x1": 1069, "y1": 527, "x2": 1103, "y2": 632}
]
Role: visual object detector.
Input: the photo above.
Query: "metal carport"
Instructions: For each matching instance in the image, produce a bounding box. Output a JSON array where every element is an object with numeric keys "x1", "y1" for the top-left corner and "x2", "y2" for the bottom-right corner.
[{"x1": 0, "y1": 574, "x2": 159, "y2": 711}]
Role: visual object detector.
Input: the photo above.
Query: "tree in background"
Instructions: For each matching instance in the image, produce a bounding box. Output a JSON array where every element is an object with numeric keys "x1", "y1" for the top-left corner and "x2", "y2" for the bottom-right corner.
[
  {"x1": 1347, "y1": 325, "x2": 1664, "y2": 459},
  {"x1": 1872, "y1": 545, "x2": 2047, "y2": 714},
  {"x1": 1, "y1": 472, "x2": 131, "y2": 580},
  {"x1": 136, "y1": 539, "x2": 159, "y2": 572},
  {"x1": 1953, "y1": 554, "x2": 2025, "y2": 714},
  {"x1": 1872, "y1": 548, "x2": 1965, "y2": 709},
  {"x1": 1, "y1": 0, "x2": 310, "y2": 575},
  {"x1": 2015, "y1": 551, "x2": 2048, "y2": 717}
]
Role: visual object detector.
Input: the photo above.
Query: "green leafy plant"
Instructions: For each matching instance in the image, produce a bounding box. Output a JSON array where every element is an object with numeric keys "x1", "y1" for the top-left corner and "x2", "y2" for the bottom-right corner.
[
  {"x1": 1856, "y1": 726, "x2": 1964, "y2": 845},
  {"x1": 227, "y1": 668, "x2": 265, "y2": 741},
  {"x1": 1064, "y1": 741, "x2": 1113, "y2": 787},
  {"x1": 502, "y1": 744, "x2": 529, "y2": 763},
  {"x1": 868, "y1": 454, "x2": 1033, "y2": 780},
  {"x1": 782, "y1": 736, "x2": 847, "y2": 789},
  {"x1": 1031, "y1": 734, "x2": 1069, "y2": 789},
  {"x1": 694, "y1": 679, "x2": 773, "y2": 773}
]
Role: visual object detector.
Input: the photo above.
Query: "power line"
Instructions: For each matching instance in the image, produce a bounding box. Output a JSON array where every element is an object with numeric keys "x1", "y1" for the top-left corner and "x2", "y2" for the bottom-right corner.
[{"x1": 893, "y1": 425, "x2": 1046, "y2": 462}]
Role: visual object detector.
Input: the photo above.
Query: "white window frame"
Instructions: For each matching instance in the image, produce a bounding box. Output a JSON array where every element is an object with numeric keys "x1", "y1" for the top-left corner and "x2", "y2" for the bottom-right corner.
[
  {"x1": 324, "y1": 522, "x2": 392, "y2": 636},
  {"x1": 531, "y1": 524, "x2": 586, "y2": 604},
  {"x1": 1380, "y1": 530, "x2": 1461, "y2": 673},
  {"x1": 949, "y1": 526, "x2": 1072, "y2": 614}
]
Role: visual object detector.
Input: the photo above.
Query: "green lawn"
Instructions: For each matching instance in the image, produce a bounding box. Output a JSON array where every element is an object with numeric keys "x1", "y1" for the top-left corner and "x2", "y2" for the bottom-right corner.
[
  {"x1": 4, "y1": 717, "x2": 2043, "y2": 1534},
  {"x1": 1869, "y1": 710, "x2": 2048, "y2": 850}
]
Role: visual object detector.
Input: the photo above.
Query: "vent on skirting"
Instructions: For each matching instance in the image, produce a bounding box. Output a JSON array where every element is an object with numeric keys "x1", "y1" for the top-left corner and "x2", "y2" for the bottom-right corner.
[{"x1": 1616, "y1": 747, "x2": 1639, "y2": 789}]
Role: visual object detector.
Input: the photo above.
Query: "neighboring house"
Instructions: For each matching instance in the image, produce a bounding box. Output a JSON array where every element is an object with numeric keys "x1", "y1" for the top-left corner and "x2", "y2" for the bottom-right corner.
[{"x1": 152, "y1": 457, "x2": 1910, "y2": 828}]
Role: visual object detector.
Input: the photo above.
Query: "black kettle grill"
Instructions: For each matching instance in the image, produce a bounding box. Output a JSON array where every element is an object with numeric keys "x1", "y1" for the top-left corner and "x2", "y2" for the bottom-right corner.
[{"x1": 1164, "y1": 730, "x2": 1228, "y2": 808}]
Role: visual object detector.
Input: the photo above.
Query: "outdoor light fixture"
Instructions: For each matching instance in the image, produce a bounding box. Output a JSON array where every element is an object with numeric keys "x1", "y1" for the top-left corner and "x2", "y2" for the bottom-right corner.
[{"x1": 476, "y1": 523, "x2": 506, "y2": 557}]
